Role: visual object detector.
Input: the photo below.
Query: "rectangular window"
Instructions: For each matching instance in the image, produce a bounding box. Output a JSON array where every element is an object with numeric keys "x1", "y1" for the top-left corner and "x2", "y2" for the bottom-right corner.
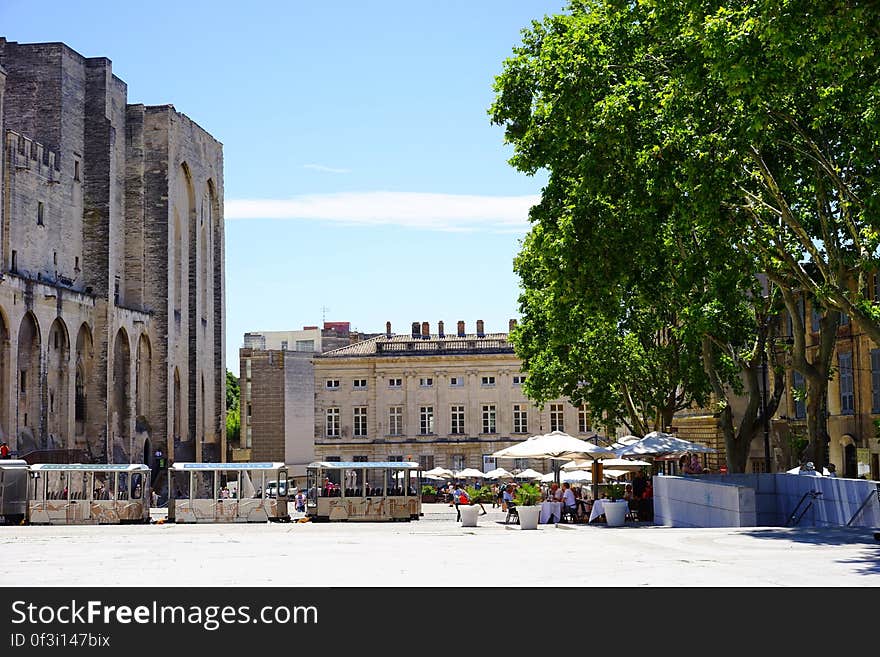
[
  {"x1": 353, "y1": 455, "x2": 369, "y2": 462},
  {"x1": 75, "y1": 256, "x2": 79, "y2": 271},
  {"x1": 53, "y1": 251, "x2": 57, "y2": 266},
  {"x1": 325, "y1": 379, "x2": 340, "y2": 390},
  {"x1": 353, "y1": 407, "x2": 368, "y2": 437},
  {"x1": 419, "y1": 455, "x2": 435, "y2": 471},
  {"x1": 481, "y1": 376, "x2": 496, "y2": 386},
  {"x1": 512, "y1": 375, "x2": 526, "y2": 385},
  {"x1": 388, "y1": 378, "x2": 402, "y2": 388},
  {"x1": 295, "y1": 339, "x2": 314, "y2": 352},
  {"x1": 840, "y1": 313, "x2": 850, "y2": 327},
  {"x1": 450, "y1": 405, "x2": 465, "y2": 434},
  {"x1": 419, "y1": 377, "x2": 433, "y2": 387},
  {"x1": 325, "y1": 456, "x2": 341, "y2": 462},
  {"x1": 872, "y1": 349, "x2": 880, "y2": 413},
  {"x1": 353, "y1": 379, "x2": 367, "y2": 389},
  {"x1": 550, "y1": 403, "x2": 564, "y2": 432},
  {"x1": 514, "y1": 458, "x2": 529, "y2": 471},
  {"x1": 19, "y1": 370, "x2": 26, "y2": 393},
  {"x1": 513, "y1": 403, "x2": 528, "y2": 433},
  {"x1": 419, "y1": 406, "x2": 434, "y2": 435},
  {"x1": 839, "y1": 352, "x2": 854, "y2": 415},
  {"x1": 482, "y1": 404, "x2": 497, "y2": 434},
  {"x1": 37, "y1": 201, "x2": 44, "y2": 226},
  {"x1": 326, "y1": 407, "x2": 340, "y2": 437},
  {"x1": 451, "y1": 454, "x2": 466, "y2": 472},
  {"x1": 388, "y1": 406, "x2": 403, "y2": 436},
  {"x1": 74, "y1": 160, "x2": 80, "y2": 182},
  {"x1": 280, "y1": 340, "x2": 288, "y2": 351},
  {"x1": 449, "y1": 376, "x2": 463, "y2": 387},
  {"x1": 792, "y1": 371, "x2": 806, "y2": 418},
  {"x1": 11, "y1": 250, "x2": 16, "y2": 272},
  {"x1": 578, "y1": 404, "x2": 591, "y2": 433}
]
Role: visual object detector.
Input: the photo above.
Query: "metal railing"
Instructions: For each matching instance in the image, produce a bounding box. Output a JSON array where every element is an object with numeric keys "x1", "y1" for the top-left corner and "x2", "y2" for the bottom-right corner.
[{"x1": 786, "y1": 490, "x2": 823, "y2": 526}]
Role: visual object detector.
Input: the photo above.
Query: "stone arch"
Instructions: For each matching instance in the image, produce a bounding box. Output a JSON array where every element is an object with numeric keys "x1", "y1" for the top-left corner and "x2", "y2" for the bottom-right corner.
[
  {"x1": 46, "y1": 317, "x2": 70, "y2": 449},
  {"x1": 209, "y1": 178, "x2": 222, "y2": 439},
  {"x1": 74, "y1": 323, "x2": 93, "y2": 441},
  {"x1": 110, "y1": 328, "x2": 132, "y2": 462},
  {"x1": 839, "y1": 433, "x2": 857, "y2": 478},
  {"x1": 0, "y1": 305, "x2": 9, "y2": 445},
  {"x1": 16, "y1": 312, "x2": 41, "y2": 453},
  {"x1": 135, "y1": 333, "x2": 152, "y2": 419},
  {"x1": 174, "y1": 162, "x2": 196, "y2": 318}
]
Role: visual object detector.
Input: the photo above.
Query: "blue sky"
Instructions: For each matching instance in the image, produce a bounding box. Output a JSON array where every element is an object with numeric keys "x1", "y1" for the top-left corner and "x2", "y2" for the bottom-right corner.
[{"x1": 2, "y1": 0, "x2": 567, "y2": 375}]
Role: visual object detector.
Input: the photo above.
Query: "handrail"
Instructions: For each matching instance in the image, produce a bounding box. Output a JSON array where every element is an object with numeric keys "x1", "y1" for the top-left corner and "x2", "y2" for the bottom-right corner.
[
  {"x1": 846, "y1": 486, "x2": 880, "y2": 527},
  {"x1": 787, "y1": 490, "x2": 823, "y2": 527}
]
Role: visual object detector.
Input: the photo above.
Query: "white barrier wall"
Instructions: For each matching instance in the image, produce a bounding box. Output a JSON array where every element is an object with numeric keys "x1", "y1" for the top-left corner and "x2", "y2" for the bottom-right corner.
[
  {"x1": 656, "y1": 474, "x2": 880, "y2": 528},
  {"x1": 653, "y1": 476, "x2": 756, "y2": 528}
]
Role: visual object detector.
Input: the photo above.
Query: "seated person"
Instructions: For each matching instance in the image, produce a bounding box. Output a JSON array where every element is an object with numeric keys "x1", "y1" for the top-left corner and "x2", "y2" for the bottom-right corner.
[
  {"x1": 502, "y1": 485, "x2": 515, "y2": 508},
  {"x1": 561, "y1": 482, "x2": 578, "y2": 521}
]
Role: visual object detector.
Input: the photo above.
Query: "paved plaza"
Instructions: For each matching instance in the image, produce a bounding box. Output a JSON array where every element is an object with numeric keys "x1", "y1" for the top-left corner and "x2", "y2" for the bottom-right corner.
[{"x1": 1, "y1": 503, "x2": 878, "y2": 587}]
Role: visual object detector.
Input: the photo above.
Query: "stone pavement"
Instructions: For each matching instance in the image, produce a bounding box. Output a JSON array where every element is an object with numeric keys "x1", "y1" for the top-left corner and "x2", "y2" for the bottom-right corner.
[{"x1": 1, "y1": 503, "x2": 877, "y2": 587}]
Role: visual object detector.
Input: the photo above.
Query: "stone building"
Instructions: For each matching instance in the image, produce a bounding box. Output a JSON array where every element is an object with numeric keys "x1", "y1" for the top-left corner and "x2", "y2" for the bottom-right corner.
[
  {"x1": 310, "y1": 320, "x2": 595, "y2": 474},
  {"x1": 237, "y1": 322, "x2": 380, "y2": 473},
  {"x1": 0, "y1": 39, "x2": 225, "y2": 465}
]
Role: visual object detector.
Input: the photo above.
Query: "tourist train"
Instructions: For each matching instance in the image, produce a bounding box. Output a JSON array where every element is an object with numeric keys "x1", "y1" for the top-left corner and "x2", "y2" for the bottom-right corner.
[{"x1": 0, "y1": 460, "x2": 422, "y2": 524}]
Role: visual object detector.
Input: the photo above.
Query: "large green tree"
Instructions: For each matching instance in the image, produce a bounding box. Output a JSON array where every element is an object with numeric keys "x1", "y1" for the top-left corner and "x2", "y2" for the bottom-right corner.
[
  {"x1": 225, "y1": 370, "x2": 240, "y2": 446},
  {"x1": 491, "y1": 0, "x2": 791, "y2": 471}
]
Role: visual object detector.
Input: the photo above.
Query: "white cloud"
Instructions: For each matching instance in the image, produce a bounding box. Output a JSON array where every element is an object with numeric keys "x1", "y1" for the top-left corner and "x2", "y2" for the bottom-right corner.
[
  {"x1": 302, "y1": 163, "x2": 351, "y2": 174},
  {"x1": 225, "y1": 191, "x2": 539, "y2": 232}
]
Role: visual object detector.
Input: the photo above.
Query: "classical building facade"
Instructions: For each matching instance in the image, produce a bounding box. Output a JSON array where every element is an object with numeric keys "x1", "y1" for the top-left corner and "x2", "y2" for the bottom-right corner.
[
  {"x1": 310, "y1": 320, "x2": 595, "y2": 473},
  {"x1": 0, "y1": 39, "x2": 225, "y2": 465}
]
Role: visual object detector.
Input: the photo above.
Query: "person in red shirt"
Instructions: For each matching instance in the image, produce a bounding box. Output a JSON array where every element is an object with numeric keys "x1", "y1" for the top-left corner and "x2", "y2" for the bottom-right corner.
[{"x1": 0, "y1": 441, "x2": 9, "y2": 459}]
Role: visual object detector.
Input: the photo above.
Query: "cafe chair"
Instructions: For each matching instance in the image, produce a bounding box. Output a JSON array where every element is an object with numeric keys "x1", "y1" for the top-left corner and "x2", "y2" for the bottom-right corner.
[
  {"x1": 505, "y1": 504, "x2": 519, "y2": 525},
  {"x1": 561, "y1": 505, "x2": 578, "y2": 524}
]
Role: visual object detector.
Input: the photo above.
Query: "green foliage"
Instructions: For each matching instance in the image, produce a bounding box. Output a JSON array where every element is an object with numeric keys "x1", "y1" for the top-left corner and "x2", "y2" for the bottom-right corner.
[
  {"x1": 225, "y1": 406, "x2": 240, "y2": 446},
  {"x1": 606, "y1": 483, "x2": 626, "y2": 502},
  {"x1": 465, "y1": 486, "x2": 495, "y2": 504},
  {"x1": 421, "y1": 485, "x2": 437, "y2": 496},
  {"x1": 226, "y1": 370, "x2": 240, "y2": 412},
  {"x1": 488, "y1": 0, "x2": 878, "y2": 470},
  {"x1": 513, "y1": 483, "x2": 542, "y2": 507}
]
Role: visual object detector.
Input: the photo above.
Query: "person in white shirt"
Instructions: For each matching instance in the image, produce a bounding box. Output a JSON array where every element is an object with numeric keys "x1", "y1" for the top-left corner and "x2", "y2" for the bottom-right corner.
[{"x1": 561, "y1": 482, "x2": 577, "y2": 520}]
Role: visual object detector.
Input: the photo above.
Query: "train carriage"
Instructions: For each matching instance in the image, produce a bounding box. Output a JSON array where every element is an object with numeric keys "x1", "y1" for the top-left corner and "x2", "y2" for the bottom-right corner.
[
  {"x1": 168, "y1": 462, "x2": 290, "y2": 523},
  {"x1": 0, "y1": 460, "x2": 30, "y2": 524},
  {"x1": 27, "y1": 463, "x2": 151, "y2": 525},
  {"x1": 306, "y1": 461, "x2": 422, "y2": 522}
]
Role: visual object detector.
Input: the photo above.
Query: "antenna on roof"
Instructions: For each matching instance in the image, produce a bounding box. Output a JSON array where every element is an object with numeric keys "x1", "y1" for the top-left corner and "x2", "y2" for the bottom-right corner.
[{"x1": 321, "y1": 305, "x2": 330, "y2": 324}]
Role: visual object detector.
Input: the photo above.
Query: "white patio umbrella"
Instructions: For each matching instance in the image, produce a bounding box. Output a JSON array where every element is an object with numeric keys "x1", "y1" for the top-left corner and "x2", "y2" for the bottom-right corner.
[
  {"x1": 562, "y1": 458, "x2": 651, "y2": 471},
  {"x1": 514, "y1": 468, "x2": 544, "y2": 480},
  {"x1": 615, "y1": 431, "x2": 716, "y2": 458},
  {"x1": 786, "y1": 465, "x2": 830, "y2": 476},
  {"x1": 423, "y1": 467, "x2": 454, "y2": 479},
  {"x1": 454, "y1": 468, "x2": 486, "y2": 479},
  {"x1": 561, "y1": 469, "x2": 593, "y2": 483},
  {"x1": 483, "y1": 467, "x2": 514, "y2": 480},
  {"x1": 493, "y1": 431, "x2": 618, "y2": 497}
]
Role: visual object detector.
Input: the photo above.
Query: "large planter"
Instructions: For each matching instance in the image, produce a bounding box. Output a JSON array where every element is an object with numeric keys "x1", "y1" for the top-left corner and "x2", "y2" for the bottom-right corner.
[
  {"x1": 460, "y1": 504, "x2": 480, "y2": 527},
  {"x1": 421, "y1": 494, "x2": 436, "y2": 503},
  {"x1": 603, "y1": 500, "x2": 629, "y2": 527},
  {"x1": 517, "y1": 505, "x2": 540, "y2": 530}
]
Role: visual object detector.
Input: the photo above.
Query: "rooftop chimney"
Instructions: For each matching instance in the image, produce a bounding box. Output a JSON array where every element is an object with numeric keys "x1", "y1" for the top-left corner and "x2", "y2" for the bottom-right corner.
[
  {"x1": 421, "y1": 321, "x2": 430, "y2": 338},
  {"x1": 411, "y1": 322, "x2": 420, "y2": 338},
  {"x1": 386, "y1": 321, "x2": 392, "y2": 338},
  {"x1": 476, "y1": 319, "x2": 485, "y2": 337},
  {"x1": 438, "y1": 321, "x2": 445, "y2": 338},
  {"x1": 509, "y1": 318, "x2": 517, "y2": 333},
  {"x1": 457, "y1": 320, "x2": 465, "y2": 337}
]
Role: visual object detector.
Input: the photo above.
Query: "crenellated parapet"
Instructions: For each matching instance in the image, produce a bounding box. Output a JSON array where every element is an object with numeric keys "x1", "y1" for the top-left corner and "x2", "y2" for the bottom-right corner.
[{"x1": 5, "y1": 129, "x2": 61, "y2": 181}]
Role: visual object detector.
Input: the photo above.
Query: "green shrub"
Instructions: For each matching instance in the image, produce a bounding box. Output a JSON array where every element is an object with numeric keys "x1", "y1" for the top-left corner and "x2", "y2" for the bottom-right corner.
[
  {"x1": 513, "y1": 482, "x2": 541, "y2": 506},
  {"x1": 466, "y1": 485, "x2": 494, "y2": 504},
  {"x1": 421, "y1": 485, "x2": 437, "y2": 496}
]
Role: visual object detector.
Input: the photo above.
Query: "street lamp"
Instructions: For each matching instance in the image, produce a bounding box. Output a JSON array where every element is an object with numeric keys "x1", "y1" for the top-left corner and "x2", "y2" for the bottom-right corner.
[{"x1": 762, "y1": 347, "x2": 771, "y2": 473}]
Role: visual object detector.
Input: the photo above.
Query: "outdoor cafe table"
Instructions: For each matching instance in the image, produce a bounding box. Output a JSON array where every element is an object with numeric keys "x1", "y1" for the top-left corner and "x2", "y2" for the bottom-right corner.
[
  {"x1": 540, "y1": 501, "x2": 562, "y2": 524},
  {"x1": 589, "y1": 498, "x2": 627, "y2": 523}
]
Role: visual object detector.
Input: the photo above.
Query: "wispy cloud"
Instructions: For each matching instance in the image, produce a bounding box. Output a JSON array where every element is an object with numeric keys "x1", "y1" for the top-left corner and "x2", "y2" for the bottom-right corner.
[
  {"x1": 302, "y1": 163, "x2": 351, "y2": 174},
  {"x1": 226, "y1": 191, "x2": 539, "y2": 232}
]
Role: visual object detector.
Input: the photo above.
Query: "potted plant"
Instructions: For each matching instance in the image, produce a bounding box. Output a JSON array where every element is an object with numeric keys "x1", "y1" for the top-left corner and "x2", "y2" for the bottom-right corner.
[
  {"x1": 421, "y1": 484, "x2": 437, "y2": 503},
  {"x1": 602, "y1": 483, "x2": 629, "y2": 527},
  {"x1": 513, "y1": 482, "x2": 542, "y2": 530}
]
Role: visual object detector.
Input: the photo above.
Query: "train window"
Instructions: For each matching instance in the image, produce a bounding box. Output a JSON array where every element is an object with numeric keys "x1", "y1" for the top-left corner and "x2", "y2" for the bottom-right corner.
[
  {"x1": 194, "y1": 471, "x2": 215, "y2": 499},
  {"x1": 128, "y1": 473, "x2": 143, "y2": 500},
  {"x1": 69, "y1": 471, "x2": 89, "y2": 500},
  {"x1": 47, "y1": 470, "x2": 67, "y2": 500}
]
